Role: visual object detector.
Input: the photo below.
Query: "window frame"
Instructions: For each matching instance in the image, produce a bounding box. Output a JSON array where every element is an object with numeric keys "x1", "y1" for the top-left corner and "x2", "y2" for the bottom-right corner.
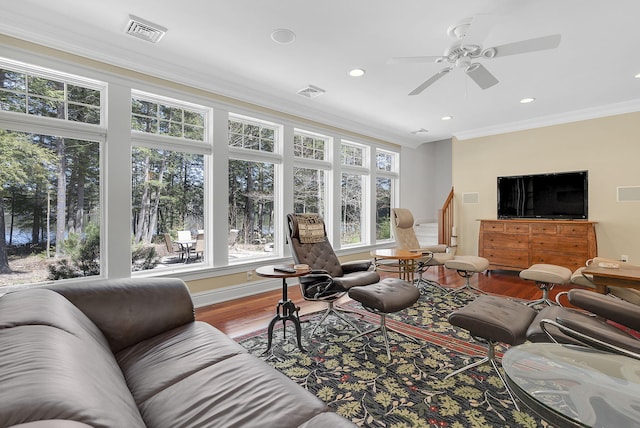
[
  {"x1": 227, "y1": 113, "x2": 282, "y2": 263},
  {"x1": 130, "y1": 90, "x2": 212, "y2": 274},
  {"x1": 374, "y1": 148, "x2": 399, "y2": 243}
]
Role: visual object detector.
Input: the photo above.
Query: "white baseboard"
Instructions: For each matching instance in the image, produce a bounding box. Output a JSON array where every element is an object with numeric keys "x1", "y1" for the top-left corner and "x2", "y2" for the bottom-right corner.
[{"x1": 191, "y1": 277, "x2": 284, "y2": 308}]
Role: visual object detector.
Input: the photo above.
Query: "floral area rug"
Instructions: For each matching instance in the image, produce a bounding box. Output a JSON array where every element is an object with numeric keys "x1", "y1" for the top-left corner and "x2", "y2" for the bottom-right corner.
[{"x1": 237, "y1": 287, "x2": 552, "y2": 428}]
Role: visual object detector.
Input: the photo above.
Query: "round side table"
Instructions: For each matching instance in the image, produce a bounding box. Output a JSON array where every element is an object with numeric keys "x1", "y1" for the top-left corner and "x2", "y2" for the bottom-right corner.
[{"x1": 255, "y1": 265, "x2": 311, "y2": 353}]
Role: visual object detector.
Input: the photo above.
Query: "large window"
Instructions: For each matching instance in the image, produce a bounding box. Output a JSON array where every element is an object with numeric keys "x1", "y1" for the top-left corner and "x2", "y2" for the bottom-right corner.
[
  {"x1": 341, "y1": 173, "x2": 364, "y2": 245},
  {"x1": 375, "y1": 149, "x2": 398, "y2": 241},
  {"x1": 228, "y1": 115, "x2": 278, "y2": 261},
  {"x1": 0, "y1": 66, "x2": 101, "y2": 124},
  {"x1": 1, "y1": 56, "x2": 402, "y2": 288},
  {"x1": 340, "y1": 141, "x2": 369, "y2": 246},
  {"x1": 131, "y1": 148, "x2": 205, "y2": 271},
  {"x1": 293, "y1": 167, "x2": 325, "y2": 216},
  {"x1": 341, "y1": 142, "x2": 364, "y2": 166},
  {"x1": 376, "y1": 177, "x2": 392, "y2": 240},
  {"x1": 130, "y1": 91, "x2": 209, "y2": 272},
  {"x1": 229, "y1": 116, "x2": 275, "y2": 152},
  {"x1": 0, "y1": 60, "x2": 104, "y2": 288},
  {"x1": 294, "y1": 132, "x2": 325, "y2": 160},
  {"x1": 293, "y1": 130, "x2": 329, "y2": 217},
  {"x1": 131, "y1": 94, "x2": 205, "y2": 142},
  {"x1": 0, "y1": 132, "x2": 101, "y2": 285}
]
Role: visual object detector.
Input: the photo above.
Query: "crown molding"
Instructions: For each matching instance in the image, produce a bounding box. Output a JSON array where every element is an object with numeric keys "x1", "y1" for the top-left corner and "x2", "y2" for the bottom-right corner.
[{"x1": 453, "y1": 100, "x2": 640, "y2": 141}]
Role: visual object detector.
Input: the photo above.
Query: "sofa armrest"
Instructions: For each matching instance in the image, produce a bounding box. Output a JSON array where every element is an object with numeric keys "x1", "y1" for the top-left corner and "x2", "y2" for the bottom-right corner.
[
  {"x1": 341, "y1": 260, "x2": 372, "y2": 274},
  {"x1": 9, "y1": 421, "x2": 93, "y2": 428},
  {"x1": 568, "y1": 289, "x2": 640, "y2": 331},
  {"x1": 48, "y1": 278, "x2": 195, "y2": 353}
]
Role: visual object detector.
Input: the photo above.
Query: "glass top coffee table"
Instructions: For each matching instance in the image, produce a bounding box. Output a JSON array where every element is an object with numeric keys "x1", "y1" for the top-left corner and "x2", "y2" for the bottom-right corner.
[{"x1": 503, "y1": 342, "x2": 640, "y2": 428}]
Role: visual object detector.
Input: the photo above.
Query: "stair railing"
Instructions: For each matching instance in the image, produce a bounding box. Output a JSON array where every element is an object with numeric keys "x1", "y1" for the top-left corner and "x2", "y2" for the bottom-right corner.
[{"x1": 438, "y1": 187, "x2": 454, "y2": 246}]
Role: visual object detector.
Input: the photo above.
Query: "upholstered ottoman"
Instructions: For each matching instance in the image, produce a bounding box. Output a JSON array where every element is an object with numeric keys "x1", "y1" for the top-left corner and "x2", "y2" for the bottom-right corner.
[
  {"x1": 348, "y1": 278, "x2": 420, "y2": 359},
  {"x1": 445, "y1": 294, "x2": 538, "y2": 409},
  {"x1": 444, "y1": 255, "x2": 490, "y2": 294},
  {"x1": 519, "y1": 263, "x2": 572, "y2": 306}
]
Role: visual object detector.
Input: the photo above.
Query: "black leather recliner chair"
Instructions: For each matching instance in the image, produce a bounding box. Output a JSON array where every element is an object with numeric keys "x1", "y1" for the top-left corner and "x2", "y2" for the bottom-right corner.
[
  {"x1": 286, "y1": 213, "x2": 380, "y2": 336},
  {"x1": 286, "y1": 213, "x2": 421, "y2": 360},
  {"x1": 527, "y1": 288, "x2": 640, "y2": 359}
]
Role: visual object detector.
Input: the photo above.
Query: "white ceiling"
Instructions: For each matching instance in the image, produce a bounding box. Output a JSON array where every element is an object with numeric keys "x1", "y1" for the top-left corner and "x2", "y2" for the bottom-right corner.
[{"x1": 2, "y1": 0, "x2": 640, "y2": 148}]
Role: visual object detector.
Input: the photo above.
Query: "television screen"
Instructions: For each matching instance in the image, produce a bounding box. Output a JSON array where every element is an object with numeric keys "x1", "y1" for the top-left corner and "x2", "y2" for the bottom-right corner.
[{"x1": 497, "y1": 171, "x2": 588, "y2": 219}]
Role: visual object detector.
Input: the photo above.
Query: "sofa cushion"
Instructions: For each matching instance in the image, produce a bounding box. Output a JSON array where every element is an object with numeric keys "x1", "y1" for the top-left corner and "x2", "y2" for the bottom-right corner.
[
  {"x1": 117, "y1": 321, "x2": 247, "y2": 404},
  {"x1": 138, "y1": 353, "x2": 328, "y2": 428},
  {"x1": 0, "y1": 289, "x2": 146, "y2": 428}
]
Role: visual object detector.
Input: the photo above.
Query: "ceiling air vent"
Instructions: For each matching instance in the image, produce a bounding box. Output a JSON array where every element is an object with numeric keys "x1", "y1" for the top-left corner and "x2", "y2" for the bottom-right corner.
[
  {"x1": 125, "y1": 15, "x2": 167, "y2": 43},
  {"x1": 297, "y1": 85, "x2": 325, "y2": 99}
]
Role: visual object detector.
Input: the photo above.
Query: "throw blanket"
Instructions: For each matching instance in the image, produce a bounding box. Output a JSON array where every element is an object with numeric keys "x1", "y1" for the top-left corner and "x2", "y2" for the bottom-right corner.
[{"x1": 295, "y1": 213, "x2": 326, "y2": 243}]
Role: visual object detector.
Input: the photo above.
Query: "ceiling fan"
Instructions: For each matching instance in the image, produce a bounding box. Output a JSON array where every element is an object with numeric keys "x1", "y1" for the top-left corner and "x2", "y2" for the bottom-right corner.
[{"x1": 388, "y1": 16, "x2": 561, "y2": 96}]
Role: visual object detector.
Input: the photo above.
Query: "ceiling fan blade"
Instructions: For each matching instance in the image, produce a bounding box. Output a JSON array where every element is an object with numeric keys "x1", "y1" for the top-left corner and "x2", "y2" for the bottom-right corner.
[
  {"x1": 387, "y1": 56, "x2": 443, "y2": 64},
  {"x1": 461, "y1": 14, "x2": 496, "y2": 46},
  {"x1": 465, "y1": 63, "x2": 498, "y2": 89},
  {"x1": 409, "y1": 68, "x2": 451, "y2": 96},
  {"x1": 491, "y1": 34, "x2": 561, "y2": 57}
]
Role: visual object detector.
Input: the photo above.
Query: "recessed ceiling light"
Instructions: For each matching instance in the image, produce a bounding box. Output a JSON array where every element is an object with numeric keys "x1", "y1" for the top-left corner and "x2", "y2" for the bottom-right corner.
[
  {"x1": 349, "y1": 68, "x2": 366, "y2": 77},
  {"x1": 441, "y1": 116, "x2": 453, "y2": 121},
  {"x1": 520, "y1": 97, "x2": 536, "y2": 104},
  {"x1": 635, "y1": 72, "x2": 640, "y2": 79},
  {"x1": 270, "y1": 29, "x2": 296, "y2": 44}
]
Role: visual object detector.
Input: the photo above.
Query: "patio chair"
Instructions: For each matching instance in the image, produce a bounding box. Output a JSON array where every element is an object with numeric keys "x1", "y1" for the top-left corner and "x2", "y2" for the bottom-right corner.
[{"x1": 163, "y1": 233, "x2": 186, "y2": 261}]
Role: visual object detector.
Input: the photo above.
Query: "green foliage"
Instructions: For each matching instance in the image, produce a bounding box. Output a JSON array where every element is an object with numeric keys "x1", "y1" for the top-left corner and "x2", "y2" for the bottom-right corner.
[
  {"x1": 377, "y1": 215, "x2": 391, "y2": 240},
  {"x1": 131, "y1": 240, "x2": 159, "y2": 271},
  {"x1": 47, "y1": 223, "x2": 100, "y2": 279},
  {"x1": 47, "y1": 259, "x2": 77, "y2": 280}
]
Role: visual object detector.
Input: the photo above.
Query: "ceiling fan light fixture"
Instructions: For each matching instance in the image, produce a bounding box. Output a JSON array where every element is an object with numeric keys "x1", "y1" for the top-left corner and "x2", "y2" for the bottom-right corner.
[
  {"x1": 481, "y1": 47, "x2": 497, "y2": 59},
  {"x1": 457, "y1": 57, "x2": 472, "y2": 69},
  {"x1": 520, "y1": 97, "x2": 536, "y2": 104},
  {"x1": 447, "y1": 18, "x2": 472, "y2": 40}
]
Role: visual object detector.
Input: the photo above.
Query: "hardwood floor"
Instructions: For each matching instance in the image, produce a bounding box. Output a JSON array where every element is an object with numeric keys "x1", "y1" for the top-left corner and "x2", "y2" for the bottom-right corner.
[{"x1": 195, "y1": 266, "x2": 580, "y2": 339}]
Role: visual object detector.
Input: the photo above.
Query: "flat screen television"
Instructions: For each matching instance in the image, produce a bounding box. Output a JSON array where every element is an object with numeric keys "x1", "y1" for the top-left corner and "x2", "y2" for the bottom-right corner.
[{"x1": 497, "y1": 170, "x2": 588, "y2": 219}]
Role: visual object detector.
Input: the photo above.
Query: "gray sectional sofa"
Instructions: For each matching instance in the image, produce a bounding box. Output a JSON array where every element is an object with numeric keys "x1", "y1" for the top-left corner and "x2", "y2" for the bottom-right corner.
[{"x1": 0, "y1": 278, "x2": 356, "y2": 428}]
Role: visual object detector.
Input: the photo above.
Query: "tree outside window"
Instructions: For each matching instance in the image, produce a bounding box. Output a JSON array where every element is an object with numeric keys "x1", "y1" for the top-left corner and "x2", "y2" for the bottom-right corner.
[
  {"x1": 0, "y1": 131, "x2": 100, "y2": 284},
  {"x1": 293, "y1": 130, "x2": 328, "y2": 217},
  {"x1": 131, "y1": 147, "x2": 204, "y2": 271},
  {"x1": 376, "y1": 177, "x2": 392, "y2": 240},
  {"x1": 1, "y1": 64, "x2": 103, "y2": 286},
  {"x1": 375, "y1": 149, "x2": 397, "y2": 241},
  {"x1": 341, "y1": 173, "x2": 363, "y2": 245},
  {"x1": 228, "y1": 160, "x2": 275, "y2": 260},
  {"x1": 293, "y1": 167, "x2": 325, "y2": 216}
]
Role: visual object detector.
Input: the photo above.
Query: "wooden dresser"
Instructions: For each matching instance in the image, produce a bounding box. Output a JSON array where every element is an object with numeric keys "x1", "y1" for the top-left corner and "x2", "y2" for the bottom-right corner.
[{"x1": 478, "y1": 219, "x2": 597, "y2": 272}]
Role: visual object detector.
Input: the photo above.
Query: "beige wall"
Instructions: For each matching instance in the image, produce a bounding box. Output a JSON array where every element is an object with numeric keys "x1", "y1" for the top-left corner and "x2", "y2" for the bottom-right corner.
[{"x1": 452, "y1": 112, "x2": 640, "y2": 264}]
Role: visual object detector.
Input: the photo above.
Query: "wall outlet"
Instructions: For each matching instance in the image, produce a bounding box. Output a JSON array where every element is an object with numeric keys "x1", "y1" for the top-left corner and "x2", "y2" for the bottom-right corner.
[
  {"x1": 246, "y1": 270, "x2": 253, "y2": 280},
  {"x1": 621, "y1": 255, "x2": 629, "y2": 263}
]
